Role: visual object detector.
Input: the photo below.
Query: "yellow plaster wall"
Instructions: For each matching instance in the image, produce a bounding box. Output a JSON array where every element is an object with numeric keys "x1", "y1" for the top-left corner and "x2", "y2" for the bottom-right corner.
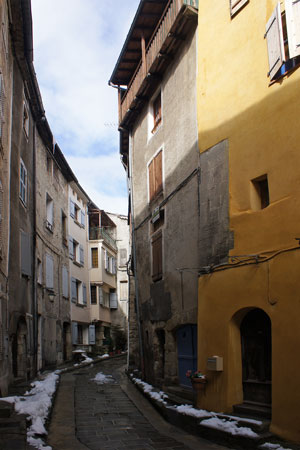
[
  {"x1": 197, "y1": 0, "x2": 300, "y2": 442},
  {"x1": 198, "y1": 250, "x2": 300, "y2": 442}
]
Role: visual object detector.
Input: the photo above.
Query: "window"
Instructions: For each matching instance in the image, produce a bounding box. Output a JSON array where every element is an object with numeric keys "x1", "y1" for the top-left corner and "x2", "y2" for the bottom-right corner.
[
  {"x1": 120, "y1": 281, "x2": 128, "y2": 301},
  {"x1": 46, "y1": 194, "x2": 54, "y2": 232},
  {"x1": 45, "y1": 253, "x2": 54, "y2": 290},
  {"x1": 0, "y1": 74, "x2": 5, "y2": 146},
  {"x1": 110, "y1": 289, "x2": 118, "y2": 309},
  {"x1": 148, "y1": 150, "x2": 163, "y2": 202},
  {"x1": 23, "y1": 98, "x2": 29, "y2": 137},
  {"x1": 230, "y1": 0, "x2": 248, "y2": 17},
  {"x1": 37, "y1": 259, "x2": 42, "y2": 285},
  {"x1": 91, "y1": 247, "x2": 98, "y2": 268},
  {"x1": 69, "y1": 237, "x2": 84, "y2": 266},
  {"x1": 77, "y1": 325, "x2": 83, "y2": 345},
  {"x1": 70, "y1": 198, "x2": 75, "y2": 218},
  {"x1": 61, "y1": 211, "x2": 67, "y2": 246},
  {"x1": 62, "y1": 265, "x2": 69, "y2": 298},
  {"x1": 105, "y1": 250, "x2": 116, "y2": 274},
  {"x1": 90, "y1": 284, "x2": 97, "y2": 304},
  {"x1": 152, "y1": 231, "x2": 163, "y2": 282},
  {"x1": 152, "y1": 91, "x2": 161, "y2": 134},
  {"x1": 119, "y1": 248, "x2": 127, "y2": 267},
  {"x1": 71, "y1": 278, "x2": 86, "y2": 305},
  {"x1": 74, "y1": 204, "x2": 80, "y2": 222},
  {"x1": 265, "y1": 1, "x2": 300, "y2": 81},
  {"x1": 250, "y1": 175, "x2": 270, "y2": 210},
  {"x1": 151, "y1": 208, "x2": 165, "y2": 234},
  {"x1": 19, "y1": 159, "x2": 27, "y2": 206}
]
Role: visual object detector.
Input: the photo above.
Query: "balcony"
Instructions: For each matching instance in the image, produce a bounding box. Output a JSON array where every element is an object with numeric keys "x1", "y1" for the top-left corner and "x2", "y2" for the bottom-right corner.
[
  {"x1": 116, "y1": 0, "x2": 198, "y2": 127},
  {"x1": 89, "y1": 227, "x2": 117, "y2": 251}
]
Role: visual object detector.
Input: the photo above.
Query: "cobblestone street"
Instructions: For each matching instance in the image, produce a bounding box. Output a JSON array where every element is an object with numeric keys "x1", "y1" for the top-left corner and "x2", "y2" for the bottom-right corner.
[{"x1": 48, "y1": 356, "x2": 230, "y2": 450}]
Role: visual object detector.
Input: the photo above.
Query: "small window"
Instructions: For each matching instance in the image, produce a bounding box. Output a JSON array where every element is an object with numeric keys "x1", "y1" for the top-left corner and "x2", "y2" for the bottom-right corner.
[
  {"x1": 148, "y1": 150, "x2": 163, "y2": 202},
  {"x1": 90, "y1": 284, "x2": 97, "y2": 304},
  {"x1": 19, "y1": 159, "x2": 27, "y2": 206},
  {"x1": 91, "y1": 247, "x2": 98, "y2": 268},
  {"x1": 23, "y1": 99, "x2": 29, "y2": 137},
  {"x1": 119, "y1": 248, "x2": 127, "y2": 267},
  {"x1": 46, "y1": 193, "x2": 54, "y2": 232},
  {"x1": 250, "y1": 175, "x2": 270, "y2": 210},
  {"x1": 151, "y1": 91, "x2": 161, "y2": 134},
  {"x1": 152, "y1": 231, "x2": 163, "y2": 282},
  {"x1": 230, "y1": 0, "x2": 249, "y2": 17}
]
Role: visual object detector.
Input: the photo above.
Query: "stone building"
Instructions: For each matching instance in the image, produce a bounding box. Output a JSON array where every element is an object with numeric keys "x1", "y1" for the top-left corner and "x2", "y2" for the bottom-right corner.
[{"x1": 110, "y1": 0, "x2": 199, "y2": 389}]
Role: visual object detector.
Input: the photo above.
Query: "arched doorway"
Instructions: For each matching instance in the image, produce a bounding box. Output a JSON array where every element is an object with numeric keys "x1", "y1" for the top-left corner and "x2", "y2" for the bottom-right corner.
[
  {"x1": 177, "y1": 325, "x2": 197, "y2": 388},
  {"x1": 240, "y1": 309, "x2": 271, "y2": 406}
]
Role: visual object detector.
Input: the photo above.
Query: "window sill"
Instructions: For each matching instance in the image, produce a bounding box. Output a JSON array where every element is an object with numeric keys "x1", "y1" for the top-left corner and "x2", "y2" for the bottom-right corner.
[
  {"x1": 76, "y1": 303, "x2": 87, "y2": 308},
  {"x1": 73, "y1": 261, "x2": 83, "y2": 268}
]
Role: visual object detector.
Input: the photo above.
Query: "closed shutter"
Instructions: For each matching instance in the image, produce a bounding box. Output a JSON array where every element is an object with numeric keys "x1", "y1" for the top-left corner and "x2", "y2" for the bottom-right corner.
[
  {"x1": 155, "y1": 150, "x2": 163, "y2": 195},
  {"x1": 72, "y1": 322, "x2": 78, "y2": 344},
  {"x1": 149, "y1": 159, "x2": 155, "y2": 201},
  {"x1": 69, "y1": 236, "x2": 74, "y2": 259},
  {"x1": 119, "y1": 248, "x2": 127, "y2": 266},
  {"x1": 112, "y1": 257, "x2": 116, "y2": 274},
  {"x1": 83, "y1": 283, "x2": 87, "y2": 304},
  {"x1": 79, "y1": 245, "x2": 84, "y2": 266},
  {"x1": 21, "y1": 230, "x2": 31, "y2": 276},
  {"x1": 265, "y1": 3, "x2": 285, "y2": 79},
  {"x1": 110, "y1": 292, "x2": 118, "y2": 309},
  {"x1": 152, "y1": 232, "x2": 163, "y2": 281},
  {"x1": 71, "y1": 277, "x2": 77, "y2": 302},
  {"x1": 286, "y1": 0, "x2": 300, "y2": 58},
  {"x1": 230, "y1": 0, "x2": 248, "y2": 17},
  {"x1": 99, "y1": 287, "x2": 104, "y2": 305},
  {"x1": 89, "y1": 324, "x2": 96, "y2": 344},
  {"x1": 104, "y1": 250, "x2": 109, "y2": 270},
  {"x1": 70, "y1": 199, "x2": 75, "y2": 218},
  {"x1": 45, "y1": 253, "x2": 54, "y2": 289},
  {"x1": 81, "y1": 210, "x2": 85, "y2": 228},
  {"x1": 62, "y1": 265, "x2": 69, "y2": 298}
]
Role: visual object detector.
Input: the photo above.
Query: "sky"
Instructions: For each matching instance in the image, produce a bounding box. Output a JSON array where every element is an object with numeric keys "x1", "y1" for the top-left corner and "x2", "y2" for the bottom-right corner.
[{"x1": 31, "y1": 0, "x2": 140, "y2": 215}]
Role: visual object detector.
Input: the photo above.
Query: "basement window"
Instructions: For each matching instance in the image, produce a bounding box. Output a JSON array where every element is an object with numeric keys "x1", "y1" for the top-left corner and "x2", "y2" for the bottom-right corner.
[{"x1": 250, "y1": 175, "x2": 270, "y2": 210}]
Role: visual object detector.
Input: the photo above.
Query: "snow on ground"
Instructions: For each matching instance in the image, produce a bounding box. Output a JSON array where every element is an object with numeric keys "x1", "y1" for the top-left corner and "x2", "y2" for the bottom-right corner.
[
  {"x1": 171, "y1": 404, "x2": 213, "y2": 419},
  {"x1": 99, "y1": 353, "x2": 109, "y2": 358},
  {"x1": 2, "y1": 371, "x2": 60, "y2": 449},
  {"x1": 201, "y1": 417, "x2": 259, "y2": 438},
  {"x1": 260, "y1": 443, "x2": 292, "y2": 450},
  {"x1": 131, "y1": 376, "x2": 168, "y2": 404},
  {"x1": 218, "y1": 413, "x2": 262, "y2": 425},
  {"x1": 92, "y1": 372, "x2": 115, "y2": 384}
]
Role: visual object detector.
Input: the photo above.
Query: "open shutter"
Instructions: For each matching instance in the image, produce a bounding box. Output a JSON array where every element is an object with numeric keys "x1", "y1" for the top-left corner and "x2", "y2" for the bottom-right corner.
[
  {"x1": 230, "y1": 0, "x2": 248, "y2": 17},
  {"x1": 155, "y1": 150, "x2": 163, "y2": 195},
  {"x1": 81, "y1": 210, "x2": 85, "y2": 228},
  {"x1": 83, "y1": 283, "x2": 87, "y2": 305},
  {"x1": 69, "y1": 236, "x2": 74, "y2": 259},
  {"x1": 99, "y1": 287, "x2": 104, "y2": 305},
  {"x1": 20, "y1": 230, "x2": 31, "y2": 276},
  {"x1": 104, "y1": 250, "x2": 109, "y2": 270},
  {"x1": 45, "y1": 254, "x2": 54, "y2": 289},
  {"x1": 148, "y1": 159, "x2": 155, "y2": 201},
  {"x1": 70, "y1": 199, "x2": 75, "y2": 218},
  {"x1": 72, "y1": 322, "x2": 78, "y2": 344},
  {"x1": 89, "y1": 324, "x2": 96, "y2": 344},
  {"x1": 286, "y1": 0, "x2": 300, "y2": 58},
  {"x1": 265, "y1": 3, "x2": 285, "y2": 79},
  {"x1": 62, "y1": 265, "x2": 69, "y2": 298},
  {"x1": 79, "y1": 245, "x2": 84, "y2": 266},
  {"x1": 71, "y1": 277, "x2": 77, "y2": 303},
  {"x1": 110, "y1": 292, "x2": 118, "y2": 309}
]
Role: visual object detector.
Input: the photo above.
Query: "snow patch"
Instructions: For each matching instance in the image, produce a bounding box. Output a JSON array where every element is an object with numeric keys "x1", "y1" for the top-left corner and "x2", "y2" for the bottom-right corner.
[
  {"x1": 172, "y1": 404, "x2": 212, "y2": 419},
  {"x1": 2, "y1": 371, "x2": 60, "y2": 449},
  {"x1": 131, "y1": 377, "x2": 168, "y2": 404},
  {"x1": 260, "y1": 443, "x2": 292, "y2": 450},
  {"x1": 92, "y1": 372, "x2": 114, "y2": 384},
  {"x1": 201, "y1": 417, "x2": 259, "y2": 438}
]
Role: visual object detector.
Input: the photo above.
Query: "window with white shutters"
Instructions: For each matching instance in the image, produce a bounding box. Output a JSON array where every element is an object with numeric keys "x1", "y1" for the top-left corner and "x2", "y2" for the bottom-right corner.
[
  {"x1": 45, "y1": 253, "x2": 54, "y2": 290},
  {"x1": 230, "y1": 0, "x2": 249, "y2": 17},
  {"x1": 265, "y1": 3, "x2": 286, "y2": 80},
  {"x1": 71, "y1": 277, "x2": 77, "y2": 302}
]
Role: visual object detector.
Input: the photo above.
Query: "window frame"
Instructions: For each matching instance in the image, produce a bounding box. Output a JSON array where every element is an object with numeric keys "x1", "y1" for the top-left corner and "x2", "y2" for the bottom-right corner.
[
  {"x1": 19, "y1": 158, "x2": 27, "y2": 206},
  {"x1": 91, "y1": 247, "x2": 98, "y2": 268}
]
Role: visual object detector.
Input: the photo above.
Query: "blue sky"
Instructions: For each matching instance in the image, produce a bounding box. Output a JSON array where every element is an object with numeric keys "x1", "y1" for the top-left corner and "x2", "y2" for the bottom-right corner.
[{"x1": 31, "y1": 0, "x2": 140, "y2": 214}]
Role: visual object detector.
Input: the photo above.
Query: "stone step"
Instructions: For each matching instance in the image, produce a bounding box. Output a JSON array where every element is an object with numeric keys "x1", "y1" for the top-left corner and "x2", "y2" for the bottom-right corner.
[
  {"x1": 216, "y1": 412, "x2": 270, "y2": 433},
  {"x1": 233, "y1": 402, "x2": 272, "y2": 419}
]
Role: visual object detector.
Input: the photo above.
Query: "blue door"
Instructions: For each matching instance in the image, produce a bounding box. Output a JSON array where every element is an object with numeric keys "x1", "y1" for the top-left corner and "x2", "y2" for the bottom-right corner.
[{"x1": 177, "y1": 325, "x2": 197, "y2": 387}]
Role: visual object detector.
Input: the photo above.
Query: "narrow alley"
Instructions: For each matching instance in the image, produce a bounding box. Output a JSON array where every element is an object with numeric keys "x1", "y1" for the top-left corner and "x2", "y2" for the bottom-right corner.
[{"x1": 47, "y1": 356, "x2": 230, "y2": 450}]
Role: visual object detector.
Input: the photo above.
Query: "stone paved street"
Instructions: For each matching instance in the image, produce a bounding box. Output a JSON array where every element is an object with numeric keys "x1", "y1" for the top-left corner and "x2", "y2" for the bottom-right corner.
[{"x1": 48, "y1": 356, "x2": 231, "y2": 450}]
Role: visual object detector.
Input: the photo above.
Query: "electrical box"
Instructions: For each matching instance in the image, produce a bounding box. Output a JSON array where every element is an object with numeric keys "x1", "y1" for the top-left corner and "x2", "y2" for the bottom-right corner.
[{"x1": 207, "y1": 356, "x2": 223, "y2": 371}]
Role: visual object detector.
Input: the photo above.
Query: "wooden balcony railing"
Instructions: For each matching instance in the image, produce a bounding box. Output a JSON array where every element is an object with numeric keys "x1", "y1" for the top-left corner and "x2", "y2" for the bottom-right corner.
[{"x1": 119, "y1": 0, "x2": 198, "y2": 124}]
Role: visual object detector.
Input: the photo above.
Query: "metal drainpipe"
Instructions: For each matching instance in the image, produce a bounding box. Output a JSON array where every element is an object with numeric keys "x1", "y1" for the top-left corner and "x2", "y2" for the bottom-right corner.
[
  {"x1": 32, "y1": 122, "x2": 37, "y2": 374},
  {"x1": 128, "y1": 133, "x2": 144, "y2": 377}
]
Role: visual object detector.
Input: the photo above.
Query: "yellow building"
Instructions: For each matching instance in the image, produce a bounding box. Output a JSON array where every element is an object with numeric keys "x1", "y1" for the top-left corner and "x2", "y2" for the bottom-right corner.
[{"x1": 197, "y1": 0, "x2": 300, "y2": 443}]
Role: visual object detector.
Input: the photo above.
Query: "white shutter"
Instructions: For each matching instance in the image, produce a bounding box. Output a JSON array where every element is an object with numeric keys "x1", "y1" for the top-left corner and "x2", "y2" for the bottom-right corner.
[
  {"x1": 81, "y1": 210, "x2": 85, "y2": 228},
  {"x1": 265, "y1": 3, "x2": 285, "y2": 79},
  {"x1": 83, "y1": 283, "x2": 87, "y2": 304},
  {"x1": 99, "y1": 287, "x2": 104, "y2": 305},
  {"x1": 89, "y1": 324, "x2": 96, "y2": 345},
  {"x1": 70, "y1": 199, "x2": 75, "y2": 218},
  {"x1": 112, "y1": 257, "x2": 116, "y2": 275},
  {"x1": 20, "y1": 230, "x2": 31, "y2": 276},
  {"x1": 104, "y1": 250, "x2": 108, "y2": 270},
  {"x1": 230, "y1": 0, "x2": 248, "y2": 17},
  {"x1": 286, "y1": 0, "x2": 300, "y2": 58},
  {"x1": 110, "y1": 292, "x2": 118, "y2": 309},
  {"x1": 79, "y1": 245, "x2": 84, "y2": 266},
  {"x1": 45, "y1": 253, "x2": 54, "y2": 289},
  {"x1": 69, "y1": 236, "x2": 74, "y2": 259},
  {"x1": 72, "y1": 322, "x2": 78, "y2": 344},
  {"x1": 71, "y1": 277, "x2": 77, "y2": 302},
  {"x1": 62, "y1": 265, "x2": 69, "y2": 298}
]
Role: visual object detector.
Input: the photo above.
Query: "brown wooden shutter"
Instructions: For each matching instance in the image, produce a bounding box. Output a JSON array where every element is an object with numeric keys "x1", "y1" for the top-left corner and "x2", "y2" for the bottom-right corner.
[
  {"x1": 149, "y1": 159, "x2": 155, "y2": 201},
  {"x1": 155, "y1": 150, "x2": 163, "y2": 195},
  {"x1": 152, "y1": 232, "x2": 162, "y2": 281}
]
